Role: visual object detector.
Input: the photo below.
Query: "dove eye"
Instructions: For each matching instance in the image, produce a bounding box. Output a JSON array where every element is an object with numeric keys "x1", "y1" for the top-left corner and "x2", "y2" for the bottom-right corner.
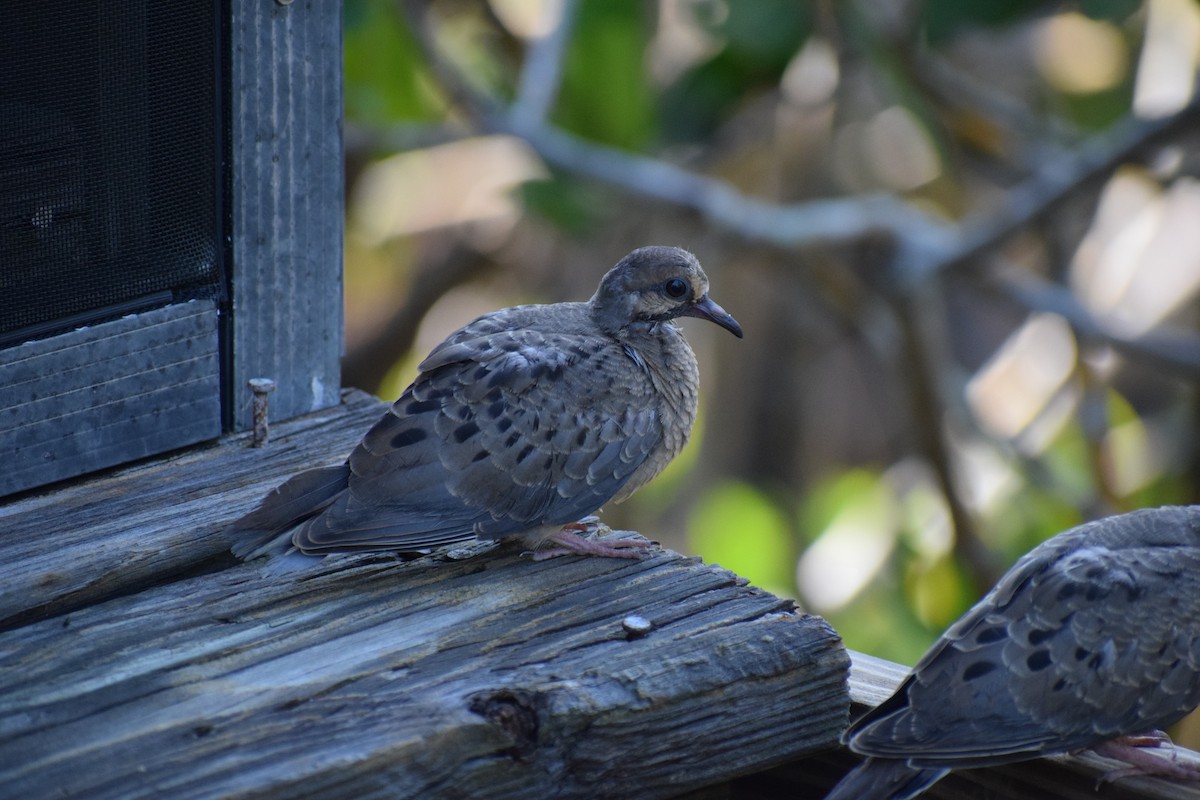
[{"x1": 663, "y1": 278, "x2": 689, "y2": 299}]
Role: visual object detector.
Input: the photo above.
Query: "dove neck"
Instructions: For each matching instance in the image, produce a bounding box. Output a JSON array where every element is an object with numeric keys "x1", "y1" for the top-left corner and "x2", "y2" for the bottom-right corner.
[
  {"x1": 609, "y1": 324, "x2": 700, "y2": 503},
  {"x1": 588, "y1": 288, "x2": 635, "y2": 337}
]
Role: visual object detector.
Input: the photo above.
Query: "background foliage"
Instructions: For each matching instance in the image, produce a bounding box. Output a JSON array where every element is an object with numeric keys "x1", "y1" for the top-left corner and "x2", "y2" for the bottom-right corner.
[{"x1": 342, "y1": 0, "x2": 1200, "y2": 701}]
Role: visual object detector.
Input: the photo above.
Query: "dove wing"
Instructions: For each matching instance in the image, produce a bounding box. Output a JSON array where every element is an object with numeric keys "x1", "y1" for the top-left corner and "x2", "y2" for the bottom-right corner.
[
  {"x1": 293, "y1": 313, "x2": 662, "y2": 553},
  {"x1": 848, "y1": 507, "x2": 1200, "y2": 767}
]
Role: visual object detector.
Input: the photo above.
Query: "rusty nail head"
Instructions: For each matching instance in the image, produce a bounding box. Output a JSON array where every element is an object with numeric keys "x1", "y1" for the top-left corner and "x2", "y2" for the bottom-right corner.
[
  {"x1": 249, "y1": 378, "x2": 277, "y2": 396},
  {"x1": 622, "y1": 615, "x2": 653, "y2": 638}
]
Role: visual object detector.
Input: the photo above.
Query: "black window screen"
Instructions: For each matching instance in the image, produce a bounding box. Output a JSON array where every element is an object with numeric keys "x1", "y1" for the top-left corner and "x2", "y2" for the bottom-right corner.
[{"x1": 0, "y1": 1, "x2": 223, "y2": 347}]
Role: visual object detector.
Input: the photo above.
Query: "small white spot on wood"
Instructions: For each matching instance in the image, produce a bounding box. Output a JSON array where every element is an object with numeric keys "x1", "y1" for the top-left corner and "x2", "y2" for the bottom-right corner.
[
  {"x1": 310, "y1": 375, "x2": 327, "y2": 410},
  {"x1": 622, "y1": 615, "x2": 653, "y2": 638}
]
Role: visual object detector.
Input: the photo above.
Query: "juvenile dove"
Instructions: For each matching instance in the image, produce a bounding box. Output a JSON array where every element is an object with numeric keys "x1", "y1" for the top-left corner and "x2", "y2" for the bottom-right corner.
[
  {"x1": 827, "y1": 505, "x2": 1200, "y2": 800},
  {"x1": 230, "y1": 246, "x2": 742, "y2": 565}
]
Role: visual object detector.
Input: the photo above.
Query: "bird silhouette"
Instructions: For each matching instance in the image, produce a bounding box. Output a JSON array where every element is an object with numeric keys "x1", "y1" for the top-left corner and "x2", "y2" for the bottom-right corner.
[{"x1": 229, "y1": 246, "x2": 742, "y2": 567}]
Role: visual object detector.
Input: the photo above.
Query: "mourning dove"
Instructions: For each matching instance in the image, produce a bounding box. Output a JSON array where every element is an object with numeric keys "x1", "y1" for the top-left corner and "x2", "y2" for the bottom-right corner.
[
  {"x1": 827, "y1": 505, "x2": 1200, "y2": 800},
  {"x1": 229, "y1": 246, "x2": 742, "y2": 566}
]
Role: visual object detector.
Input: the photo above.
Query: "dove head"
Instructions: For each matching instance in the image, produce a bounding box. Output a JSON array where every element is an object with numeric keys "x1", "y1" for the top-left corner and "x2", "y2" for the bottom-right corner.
[{"x1": 590, "y1": 246, "x2": 744, "y2": 339}]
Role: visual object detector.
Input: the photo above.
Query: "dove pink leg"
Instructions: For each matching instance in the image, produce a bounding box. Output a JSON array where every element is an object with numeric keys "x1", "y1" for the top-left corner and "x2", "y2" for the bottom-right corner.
[
  {"x1": 1093, "y1": 732, "x2": 1200, "y2": 784},
  {"x1": 530, "y1": 520, "x2": 653, "y2": 561}
]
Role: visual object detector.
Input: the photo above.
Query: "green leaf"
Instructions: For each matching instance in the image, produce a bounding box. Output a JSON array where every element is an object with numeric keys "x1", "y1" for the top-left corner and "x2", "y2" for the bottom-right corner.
[
  {"x1": 906, "y1": 554, "x2": 972, "y2": 630},
  {"x1": 1077, "y1": 0, "x2": 1143, "y2": 22},
  {"x1": 700, "y1": 0, "x2": 814, "y2": 73},
  {"x1": 986, "y1": 485, "x2": 1082, "y2": 564},
  {"x1": 344, "y1": 0, "x2": 443, "y2": 123},
  {"x1": 794, "y1": 469, "x2": 899, "y2": 612},
  {"x1": 1040, "y1": 416, "x2": 1094, "y2": 506},
  {"x1": 662, "y1": 1, "x2": 812, "y2": 141},
  {"x1": 688, "y1": 481, "x2": 794, "y2": 596},
  {"x1": 825, "y1": 582, "x2": 938, "y2": 666},
  {"x1": 798, "y1": 469, "x2": 888, "y2": 543},
  {"x1": 659, "y1": 52, "x2": 749, "y2": 143},
  {"x1": 515, "y1": 175, "x2": 602, "y2": 237},
  {"x1": 1055, "y1": 83, "x2": 1133, "y2": 130},
  {"x1": 920, "y1": 0, "x2": 1044, "y2": 44},
  {"x1": 553, "y1": 0, "x2": 657, "y2": 149}
]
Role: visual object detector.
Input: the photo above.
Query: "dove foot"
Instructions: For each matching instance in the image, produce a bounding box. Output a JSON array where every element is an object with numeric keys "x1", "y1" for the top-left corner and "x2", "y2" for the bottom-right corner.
[
  {"x1": 1112, "y1": 730, "x2": 1171, "y2": 748},
  {"x1": 1093, "y1": 732, "x2": 1200, "y2": 785},
  {"x1": 530, "y1": 524, "x2": 652, "y2": 561}
]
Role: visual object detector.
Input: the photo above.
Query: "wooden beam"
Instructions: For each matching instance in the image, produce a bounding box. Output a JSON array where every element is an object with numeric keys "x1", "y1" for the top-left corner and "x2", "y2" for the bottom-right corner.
[
  {"x1": 1, "y1": 543, "x2": 847, "y2": 799},
  {"x1": 0, "y1": 390, "x2": 850, "y2": 798}
]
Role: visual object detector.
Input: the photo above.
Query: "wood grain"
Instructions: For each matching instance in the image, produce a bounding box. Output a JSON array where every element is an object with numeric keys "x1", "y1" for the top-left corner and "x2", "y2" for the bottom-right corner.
[
  {"x1": 0, "y1": 532, "x2": 847, "y2": 800},
  {"x1": 0, "y1": 301, "x2": 221, "y2": 497},
  {"x1": 0, "y1": 390, "x2": 850, "y2": 798},
  {"x1": 0, "y1": 390, "x2": 384, "y2": 627}
]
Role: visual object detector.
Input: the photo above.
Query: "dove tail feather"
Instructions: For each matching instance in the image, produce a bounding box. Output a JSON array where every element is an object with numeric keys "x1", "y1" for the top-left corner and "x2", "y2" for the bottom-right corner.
[
  {"x1": 825, "y1": 758, "x2": 948, "y2": 800},
  {"x1": 228, "y1": 465, "x2": 350, "y2": 561}
]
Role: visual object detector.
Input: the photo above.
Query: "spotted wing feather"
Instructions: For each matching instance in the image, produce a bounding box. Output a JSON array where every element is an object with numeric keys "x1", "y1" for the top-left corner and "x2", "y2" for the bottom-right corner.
[
  {"x1": 847, "y1": 506, "x2": 1200, "y2": 767},
  {"x1": 293, "y1": 309, "x2": 661, "y2": 553}
]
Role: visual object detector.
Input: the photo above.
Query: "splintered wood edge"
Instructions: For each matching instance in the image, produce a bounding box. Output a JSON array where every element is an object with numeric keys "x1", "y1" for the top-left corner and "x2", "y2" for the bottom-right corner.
[
  {"x1": 845, "y1": 649, "x2": 1200, "y2": 800},
  {"x1": 0, "y1": 545, "x2": 850, "y2": 800},
  {"x1": 846, "y1": 649, "x2": 909, "y2": 708}
]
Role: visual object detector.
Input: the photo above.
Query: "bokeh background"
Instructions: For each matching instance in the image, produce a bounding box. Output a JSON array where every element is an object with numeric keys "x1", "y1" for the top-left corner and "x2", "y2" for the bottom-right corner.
[{"x1": 342, "y1": 0, "x2": 1199, "y2": 683}]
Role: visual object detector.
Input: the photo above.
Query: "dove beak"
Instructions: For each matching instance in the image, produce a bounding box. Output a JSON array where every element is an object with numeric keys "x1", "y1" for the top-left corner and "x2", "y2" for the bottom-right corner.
[{"x1": 683, "y1": 295, "x2": 744, "y2": 338}]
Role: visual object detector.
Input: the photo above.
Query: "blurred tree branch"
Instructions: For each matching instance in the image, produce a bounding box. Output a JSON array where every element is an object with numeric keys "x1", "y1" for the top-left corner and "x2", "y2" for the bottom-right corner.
[
  {"x1": 509, "y1": 0, "x2": 578, "y2": 132},
  {"x1": 983, "y1": 265, "x2": 1200, "y2": 378},
  {"x1": 351, "y1": 1, "x2": 1200, "y2": 604},
  {"x1": 395, "y1": 0, "x2": 1200, "y2": 308},
  {"x1": 891, "y1": 289, "x2": 1005, "y2": 589},
  {"x1": 895, "y1": 97, "x2": 1200, "y2": 288}
]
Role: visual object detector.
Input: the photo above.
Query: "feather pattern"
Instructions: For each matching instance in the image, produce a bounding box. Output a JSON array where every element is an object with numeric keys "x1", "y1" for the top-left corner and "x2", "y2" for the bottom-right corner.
[
  {"x1": 227, "y1": 246, "x2": 742, "y2": 562},
  {"x1": 828, "y1": 506, "x2": 1200, "y2": 799}
]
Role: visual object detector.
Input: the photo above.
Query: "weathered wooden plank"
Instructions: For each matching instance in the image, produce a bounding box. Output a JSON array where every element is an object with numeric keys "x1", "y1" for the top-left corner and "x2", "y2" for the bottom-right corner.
[
  {"x1": 228, "y1": 0, "x2": 343, "y2": 430},
  {"x1": 0, "y1": 536, "x2": 849, "y2": 799},
  {"x1": 0, "y1": 389, "x2": 852, "y2": 795},
  {"x1": 0, "y1": 389, "x2": 386, "y2": 627},
  {"x1": 0, "y1": 301, "x2": 221, "y2": 497}
]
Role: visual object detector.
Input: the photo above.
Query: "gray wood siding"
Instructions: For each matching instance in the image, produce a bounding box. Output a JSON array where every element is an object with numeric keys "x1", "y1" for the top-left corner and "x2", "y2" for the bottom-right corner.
[{"x1": 0, "y1": 301, "x2": 221, "y2": 496}]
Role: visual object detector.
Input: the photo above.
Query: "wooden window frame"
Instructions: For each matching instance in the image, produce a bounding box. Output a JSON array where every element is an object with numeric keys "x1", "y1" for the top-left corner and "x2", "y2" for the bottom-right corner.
[{"x1": 0, "y1": 1, "x2": 343, "y2": 497}]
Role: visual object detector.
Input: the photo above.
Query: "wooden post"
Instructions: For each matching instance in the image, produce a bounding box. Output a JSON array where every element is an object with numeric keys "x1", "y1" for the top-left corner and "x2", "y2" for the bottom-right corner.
[{"x1": 228, "y1": 0, "x2": 344, "y2": 431}]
